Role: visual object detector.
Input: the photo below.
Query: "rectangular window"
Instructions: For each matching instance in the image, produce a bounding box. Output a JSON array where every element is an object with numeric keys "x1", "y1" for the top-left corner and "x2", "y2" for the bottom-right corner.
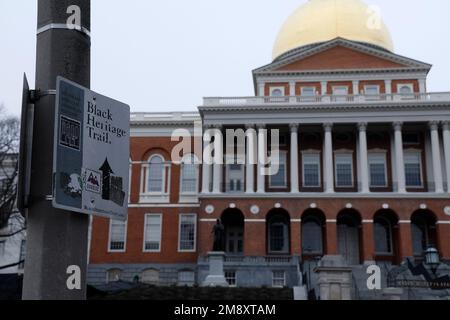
[
  {"x1": 269, "y1": 152, "x2": 287, "y2": 188},
  {"x1": 405, "y1": 152, "x2": 423, "y2": 187},
  {"x1": 109, "y1": 219, "x2": 127, "y2": 252},
  {"x1": 335, "y1": 153, "x2": 354, "y2": 187},
  {"x1": 369, "y1": 153, "x2": 387, "y2": 187},
  {"x1": 178, "y1": 214, "x2": 197, "y2": 252},
  {"x1": 364, "y1": 85, "x2": 380, "y2": 95},
  {"x1": 332, "y1": 86, "x2": 349, "y2": 102},
  {"x1": 272, "y1": 271, "x2": 286, "y2": 288},
  {"x1": 144, "y1": 214, "x2": 162, "y2": 252},
  {"x1": 181, "y1": 163, "x2": 197, "y2": 194},
  {"x1": 225, "y1": 271, "x2": 237, "y2": 287},
  {"x1": 302, "y1": 153, "x2": 321, "y2": 187},
  {"x1": 270, "y1": 87, "x2": 285, "y2": 97},
  {"x1": 19, "y1": 240, "x2": 26, "y2": 269},
  {"x1": 301, "y1": 86, "x2": 316, "y2": 96}
]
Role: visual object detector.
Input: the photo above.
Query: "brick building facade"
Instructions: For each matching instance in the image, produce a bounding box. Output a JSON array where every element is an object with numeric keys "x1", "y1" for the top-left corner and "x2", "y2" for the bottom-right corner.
[{"x1": 88, "y1": 0, "x2": 450, "y2": 294}]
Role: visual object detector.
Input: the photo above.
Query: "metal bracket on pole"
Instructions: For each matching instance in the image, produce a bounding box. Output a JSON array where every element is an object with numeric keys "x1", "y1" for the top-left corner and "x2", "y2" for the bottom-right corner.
[{"x1": 30, "y1": 89, "x2": 56, "y2": 103}]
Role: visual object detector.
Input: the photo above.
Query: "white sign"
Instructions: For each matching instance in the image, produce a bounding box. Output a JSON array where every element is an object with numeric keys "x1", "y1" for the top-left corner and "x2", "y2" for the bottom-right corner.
[{"x1": 53, "y1": 77, "x2": 130, "y2": 221}]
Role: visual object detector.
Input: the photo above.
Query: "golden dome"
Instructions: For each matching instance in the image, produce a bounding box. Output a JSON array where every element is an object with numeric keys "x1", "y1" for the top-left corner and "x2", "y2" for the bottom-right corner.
[{"x1": 273, "y1": 0, "x2": 394, "y2": 60}]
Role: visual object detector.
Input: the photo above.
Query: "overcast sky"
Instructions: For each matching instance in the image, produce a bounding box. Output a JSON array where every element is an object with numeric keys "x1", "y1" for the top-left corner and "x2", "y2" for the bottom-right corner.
[{"x1": 1, "y1": 0, "x2": 450, "y2": 117}]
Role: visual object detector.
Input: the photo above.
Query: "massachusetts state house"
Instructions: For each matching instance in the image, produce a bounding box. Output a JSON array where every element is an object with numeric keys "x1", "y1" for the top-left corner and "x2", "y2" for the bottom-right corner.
[{"x1": 88, "y1": 0, "x2": 450, "y2": 296}]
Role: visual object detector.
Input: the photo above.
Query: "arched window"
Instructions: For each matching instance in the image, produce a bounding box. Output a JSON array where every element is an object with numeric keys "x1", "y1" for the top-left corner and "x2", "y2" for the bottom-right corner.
[
  {"x1": 301, "y1": 212, "x2": 324, "y2": 255},
  {"x1": 374, "y1": 216, "x2": 393, "y2": 254},
  {"x1": 180, "y1": 154, "x2": 199, "y2": 194},
  {"x1": 271, "y1": 88, "x2": 283, "y2": 97},
  {"x1": 399, "y1": 85, "x2": 412, "y2": 94},
  {"x1": 148, "y1": 155, "x2": 165, "y2": 193},
  {"x1": 267, "y1": 210, "x2": 290, "y2": 254},
  {"x1": 106, "y1": 269, "x2": 122, "y2": 283},
  {"x1": 411, "y1": 211, "x2": 437, "y2": 256},
  {"x1": 141, "y1": 268, "x2": 159, "y2": 285}
]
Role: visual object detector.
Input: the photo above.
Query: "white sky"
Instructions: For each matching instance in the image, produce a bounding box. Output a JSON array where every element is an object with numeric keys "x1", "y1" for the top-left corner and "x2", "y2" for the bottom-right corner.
[{"x1": 1, "y1": 0, "x2": 450, "y2": 117}]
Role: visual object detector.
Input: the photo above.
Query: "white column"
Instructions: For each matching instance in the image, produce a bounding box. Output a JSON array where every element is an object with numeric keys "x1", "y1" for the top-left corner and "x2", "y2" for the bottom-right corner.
[
  {"x1": 442, "y1": 122, "x2": 450, "y2": 193},
  {"x1": 321, "y1": 81, "x2": 327, "y2": 95},
  {"x1": 419, "y1": 78, "x2": 426, "y2": 94},
  {"x1": 323, "y1": 123, "x2": 334, "y2": 193},
  {"x1": 258, "y1": 83, "x2": 265, "y2": 97},
  {"x1": 385, "y1": 80, "x2": 392, "y2": 94},
  {"x1": 201, "y1": 129, "x2": 211, "y2": 193},
  {"x1": 352, "y1": 80, "x2": 359, "y2": 96},
  {"x1": 290, "y1": 124, "x2": 299, "y2": 193},
  {"x1": 393, "y1": 122, "x2": 406, "y2": 193},
  {"x1": 246, "y1": 124, "x2": 256, "y2": 193},
  {"x1": 430, "y1": 121, "x2": 444, "y2": 193},
  {"x1": 358, "y1": 123, "x2": 370, "y2": 193},
  {"x1": 257, "y1": 124, "x2": 266, "y2": 193},
  {"x1": 289, "y1": 82, "x2": 296, "y2": 103},
  {"x1": 212, "y1": 125, "x2": 223, "y2": 194}
]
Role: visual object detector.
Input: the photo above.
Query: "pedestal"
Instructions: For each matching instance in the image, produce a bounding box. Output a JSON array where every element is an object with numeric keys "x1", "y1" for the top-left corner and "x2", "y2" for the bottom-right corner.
[
  {"x1": 314, "y1": 255, "x2": 353, "y2": 300},
  {"x1": 202, "y1": 252, "x2": 229, "y2": 287}
]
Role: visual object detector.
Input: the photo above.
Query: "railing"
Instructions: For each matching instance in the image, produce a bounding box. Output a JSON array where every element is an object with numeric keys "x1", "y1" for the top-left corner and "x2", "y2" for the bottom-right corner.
[
  {"x1": 199, "y1": 255, "x2": 294, "y2": 265},
  {"x1": 203, "y1": 92, "x2": 450, "y2": 107}
]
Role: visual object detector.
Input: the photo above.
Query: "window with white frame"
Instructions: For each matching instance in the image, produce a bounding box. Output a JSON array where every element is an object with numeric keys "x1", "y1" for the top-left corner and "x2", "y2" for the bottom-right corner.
[
  {"x1": 225, "y1": 271, "x2": 237, "y2": 287},
  {"x1": 335, "y1": 153, "x2": 354, "y2": 187},
  {"x1": 147, "y1": 155, "x2": 165, "y2": 193},
  {"x1": 180, "y1": 154, "x2": 198, "y2": 194},
  {"x1": 19, "y1": 240, "x2": 26, "y2": 269},
  {"x1": 109, "y1": 219, "x2": 127, "y2": 251},
  {"x1": 178, "y1": 270, "x2": 195, "y2": 286},
  {"x1": 364, "y1": 85, "x2": 380, "y2": 96},
  {"x1": 398, "y1": 84, "x2": 413, "y2": 94},
  {"x1": 144, "y1": 214, "x2": 162, "y2": 252},
  {"x1": 301, "y1": 86, "x2": 316, "y2": 96},
  {"x1": 404, "y1": 152, "x2": 423, "y2": 187},
  {"x1": 272, "y1": 271, "x2": 286, "y2": 288},
  {"x1": 106, "y1": 269, "x2": 122, "y2": 283},
  {"x1": 368, "y1": 153, "x2": 387, "y2": 188},
  {"x1": 302, "y1": 153, "x2": 321, "y2": 187},
  {"x1": 178, "y1": 214, "x2": 197, "y2": 252},
  {"x1": 270, "y1": 87, "x2": 285, "y2": 97},
  {"x1": 269, "y1": 152, "x2": 287, "y2": 188}
]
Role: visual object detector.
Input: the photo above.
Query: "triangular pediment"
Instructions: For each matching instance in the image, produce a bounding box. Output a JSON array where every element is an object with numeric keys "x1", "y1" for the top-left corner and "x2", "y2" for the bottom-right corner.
[{"x1": 254, "y1": 38, "x2": 431, "y2": 74}]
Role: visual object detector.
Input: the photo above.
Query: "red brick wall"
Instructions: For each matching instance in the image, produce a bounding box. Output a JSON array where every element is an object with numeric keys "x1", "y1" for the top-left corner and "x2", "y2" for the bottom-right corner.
[{"x1": 276, "y1": 46, "x2": 406, "y2": 71}]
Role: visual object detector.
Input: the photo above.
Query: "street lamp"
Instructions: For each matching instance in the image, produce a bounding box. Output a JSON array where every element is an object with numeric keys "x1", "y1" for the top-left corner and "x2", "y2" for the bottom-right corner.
[{"x1": 424, "y1": 246, "x2": 440, "y2": 276}]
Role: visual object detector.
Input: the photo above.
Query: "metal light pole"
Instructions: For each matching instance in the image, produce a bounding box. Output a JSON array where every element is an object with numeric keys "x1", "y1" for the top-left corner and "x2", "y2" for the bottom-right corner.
[{"x1": 22, "y1": 0, "x2": 91, "y2": 300}]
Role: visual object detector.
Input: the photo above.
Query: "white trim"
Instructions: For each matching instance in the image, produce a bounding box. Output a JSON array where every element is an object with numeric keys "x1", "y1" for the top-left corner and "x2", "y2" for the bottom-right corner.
[
  {"x1": 326, "y1": 219, "x2": 337, "y2": 223},
  {"x1": 200, "y1": 219, "x2": 217, "y2": 222},
  {"x1": 436, "y1": 221, "x2": 450, "y2": 225},
  {"x1": 244, "y1": 219, "x2": 266, "y2": 223},
  {"x1": 107, "y1": 219, "x2": 128, "y2": 253},
  {"x1": 397, "y1": 83, "x2": 414, "y2": 94},
  {"x1": 143, "y1": 214, "x2": 163, "y2": 253},
  {"x1": 362, "y1": 220, "x2": 374, "y2": 223},
  {"x1": 129, "y1": 203, "x2": 200, "y2": 208},
  {"x1": 291, "y1": 219, "x2": 302, "y2": 223},
  {"x1": 399, "y1": 220, "x2": 411, "y2": 224},
  {"x1": 178, "y1": 214, "x2": 197, "y2": 253}
]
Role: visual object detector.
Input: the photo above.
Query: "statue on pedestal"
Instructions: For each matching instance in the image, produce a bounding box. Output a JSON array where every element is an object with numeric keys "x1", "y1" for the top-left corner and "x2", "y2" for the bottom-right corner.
[{"x1": 212, "y1": 219, "x2": 225, "y2": 252}]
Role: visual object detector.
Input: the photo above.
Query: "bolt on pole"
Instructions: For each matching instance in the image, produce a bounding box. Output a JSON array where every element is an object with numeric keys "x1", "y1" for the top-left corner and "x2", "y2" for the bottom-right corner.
[{"x1": 22, "y1": 0, "x2": 91, "y2": 300}]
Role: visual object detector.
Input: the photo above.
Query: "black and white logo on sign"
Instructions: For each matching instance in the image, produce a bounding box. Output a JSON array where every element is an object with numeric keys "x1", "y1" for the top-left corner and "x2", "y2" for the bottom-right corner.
[{"x1": 60, "y1": 116, "x2": 81, "y2": 150}]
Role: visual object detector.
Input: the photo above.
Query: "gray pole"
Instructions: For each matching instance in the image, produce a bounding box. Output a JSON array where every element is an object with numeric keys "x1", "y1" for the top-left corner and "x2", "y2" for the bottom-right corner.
[{"x1": 22, "y1": 0, "x2": 91, "y2": 300}]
